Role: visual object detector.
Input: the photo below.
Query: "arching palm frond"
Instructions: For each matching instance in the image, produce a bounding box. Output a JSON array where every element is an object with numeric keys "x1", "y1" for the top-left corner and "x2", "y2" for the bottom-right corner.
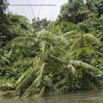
[
  {"x1": 69, "y1": 38, "x2": 83, "y2": 51},
  {"x1": 8, "y1": 25, "x2": 33, "y2": 36},
  {"x1": 36, "y1": 30, "x2": 53, "y2": 40},
  {"x1": 64, "y1": 30, "x2": 82, "y2": 39},
  {"x1": 83, "y1": 34, "x2": 100, "y2": 45},
  {"x1": 23, "y1": 63, "x2": 46, "y2": 97},
  {"x1": 16, "y1": 57, "x2": 40, "y2": 94},
  {"x1": 65, "y1": 46, "x2": 94, "y2": 59},
  {"x1": 13, "y1": 57, "x2": 36, "y2": 67},
  {"x1": 3, "y1": 36, "x2": 38, "y2": 49},
  {"x1": 0, "y1": 76, "x2": 14, "y2": 91},
  {"x1": 53, "y1": 35, "x2": 69, "y2": 46},
  {"x1": 8, "y1": 14, "x2": 33, "y2": 32},
  {"x1": 70, "y1": 60, "x2": 96, "y2": 70}
]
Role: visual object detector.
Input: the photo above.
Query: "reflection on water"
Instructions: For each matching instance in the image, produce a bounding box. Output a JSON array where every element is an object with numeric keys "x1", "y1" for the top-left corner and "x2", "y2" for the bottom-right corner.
[{"x1": 0, "y1": 90, "x2": 103, "y2": 103}]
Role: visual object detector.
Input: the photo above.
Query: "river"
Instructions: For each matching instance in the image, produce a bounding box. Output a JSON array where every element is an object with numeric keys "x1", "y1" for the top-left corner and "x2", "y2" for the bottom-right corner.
[{"x1": 0, "y1": 90, "x2": 103, "y2": 103}]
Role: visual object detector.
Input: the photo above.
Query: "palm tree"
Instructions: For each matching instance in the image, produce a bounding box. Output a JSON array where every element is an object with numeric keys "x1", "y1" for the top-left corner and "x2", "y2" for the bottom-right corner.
[
  {"x1": 3, "y1": 21, "x2": 103, "y2": 97},
  {"x1": 0, "y1": 13, "x2": 33, "y2": 95}
]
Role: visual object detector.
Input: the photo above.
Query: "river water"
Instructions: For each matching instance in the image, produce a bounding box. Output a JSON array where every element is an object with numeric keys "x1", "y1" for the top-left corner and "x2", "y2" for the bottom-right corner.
[{"x1": 0, "y1": 90, "x2": 103, "y2": 103}]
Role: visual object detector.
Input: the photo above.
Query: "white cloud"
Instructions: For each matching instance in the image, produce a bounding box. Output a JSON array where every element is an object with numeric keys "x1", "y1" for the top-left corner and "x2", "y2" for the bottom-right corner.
[{"x1": 8, "y1": 0, "x2": 68, "y2": 21}]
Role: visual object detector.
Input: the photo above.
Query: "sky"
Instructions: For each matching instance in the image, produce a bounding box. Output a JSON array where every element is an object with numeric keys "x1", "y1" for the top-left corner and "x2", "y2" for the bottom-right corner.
[{"x1": 8, "y1": 0, "x2": 68, "y2": 21}]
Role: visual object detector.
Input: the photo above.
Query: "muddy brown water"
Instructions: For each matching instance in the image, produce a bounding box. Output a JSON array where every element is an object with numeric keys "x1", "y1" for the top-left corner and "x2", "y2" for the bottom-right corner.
[{"x1": 0, "y1": 90, "x2": 103, "y2": 103}]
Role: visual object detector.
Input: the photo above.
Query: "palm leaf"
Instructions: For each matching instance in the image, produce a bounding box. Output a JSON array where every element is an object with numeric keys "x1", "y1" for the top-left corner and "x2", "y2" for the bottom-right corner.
[
  {"x1": 67, "y1": 65, "x2": 76, "y2": 75},
  {"x1": 69, "y1": 38, "x2": 83, "y2": 51},
  {"x1": 83, "y1": 34, "x2": 100, "y2": 45},
  {"x1": 23, "y1": 63, "x2": 46, "y2": 97},
  {"x1": 9, "y1": 14, "x2": 33, "y2": 32},
  {"x1": 4, "y1": 36, "x2": 38, "y2": 49},
  {"x1": 16, "y1": 57, "x2": 40, "y2": 92},
  {"x1": 70, "y1": 60, "x2": 96, "y2": 70}
]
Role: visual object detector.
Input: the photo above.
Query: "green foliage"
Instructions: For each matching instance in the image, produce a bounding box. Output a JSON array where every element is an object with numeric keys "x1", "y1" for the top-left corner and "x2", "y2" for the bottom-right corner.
[
  {"x1": 32, "y1": 17, "x2": 49, "y2": 30},
  {"x1": 58, "y1": 0, "x2": 90, "y2": 24},
  {"x1": 1, "y1": 0, "x2": 103, "y2": 98},
  {"x1": 2, "y1": 26, "x2": 103, "y2": 97},
  {"x1": 57, "y1": 0, "x2": 103, "y2": 33}
]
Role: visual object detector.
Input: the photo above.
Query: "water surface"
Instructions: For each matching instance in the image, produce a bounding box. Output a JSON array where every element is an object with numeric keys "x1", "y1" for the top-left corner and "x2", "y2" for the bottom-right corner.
[{"x1": 0, "y1": 90, "x2": 103, "y2": 103}]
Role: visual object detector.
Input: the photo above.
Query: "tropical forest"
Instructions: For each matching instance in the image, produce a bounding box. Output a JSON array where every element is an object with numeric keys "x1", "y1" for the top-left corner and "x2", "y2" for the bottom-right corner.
[{"x1": 0, "y1": 0, "x2": 103, "y2": 99}]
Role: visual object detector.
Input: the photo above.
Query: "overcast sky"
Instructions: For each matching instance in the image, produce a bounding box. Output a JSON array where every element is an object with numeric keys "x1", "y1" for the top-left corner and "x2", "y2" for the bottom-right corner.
[{"x1": 8, "y1": 0, "x2": 68, "y2": 21}]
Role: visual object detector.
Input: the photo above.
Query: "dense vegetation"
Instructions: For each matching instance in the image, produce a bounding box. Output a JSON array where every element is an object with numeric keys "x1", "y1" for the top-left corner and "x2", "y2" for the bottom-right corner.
[{"x1": 0, "y1": 0, "x2": 103, "y2": 98}]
